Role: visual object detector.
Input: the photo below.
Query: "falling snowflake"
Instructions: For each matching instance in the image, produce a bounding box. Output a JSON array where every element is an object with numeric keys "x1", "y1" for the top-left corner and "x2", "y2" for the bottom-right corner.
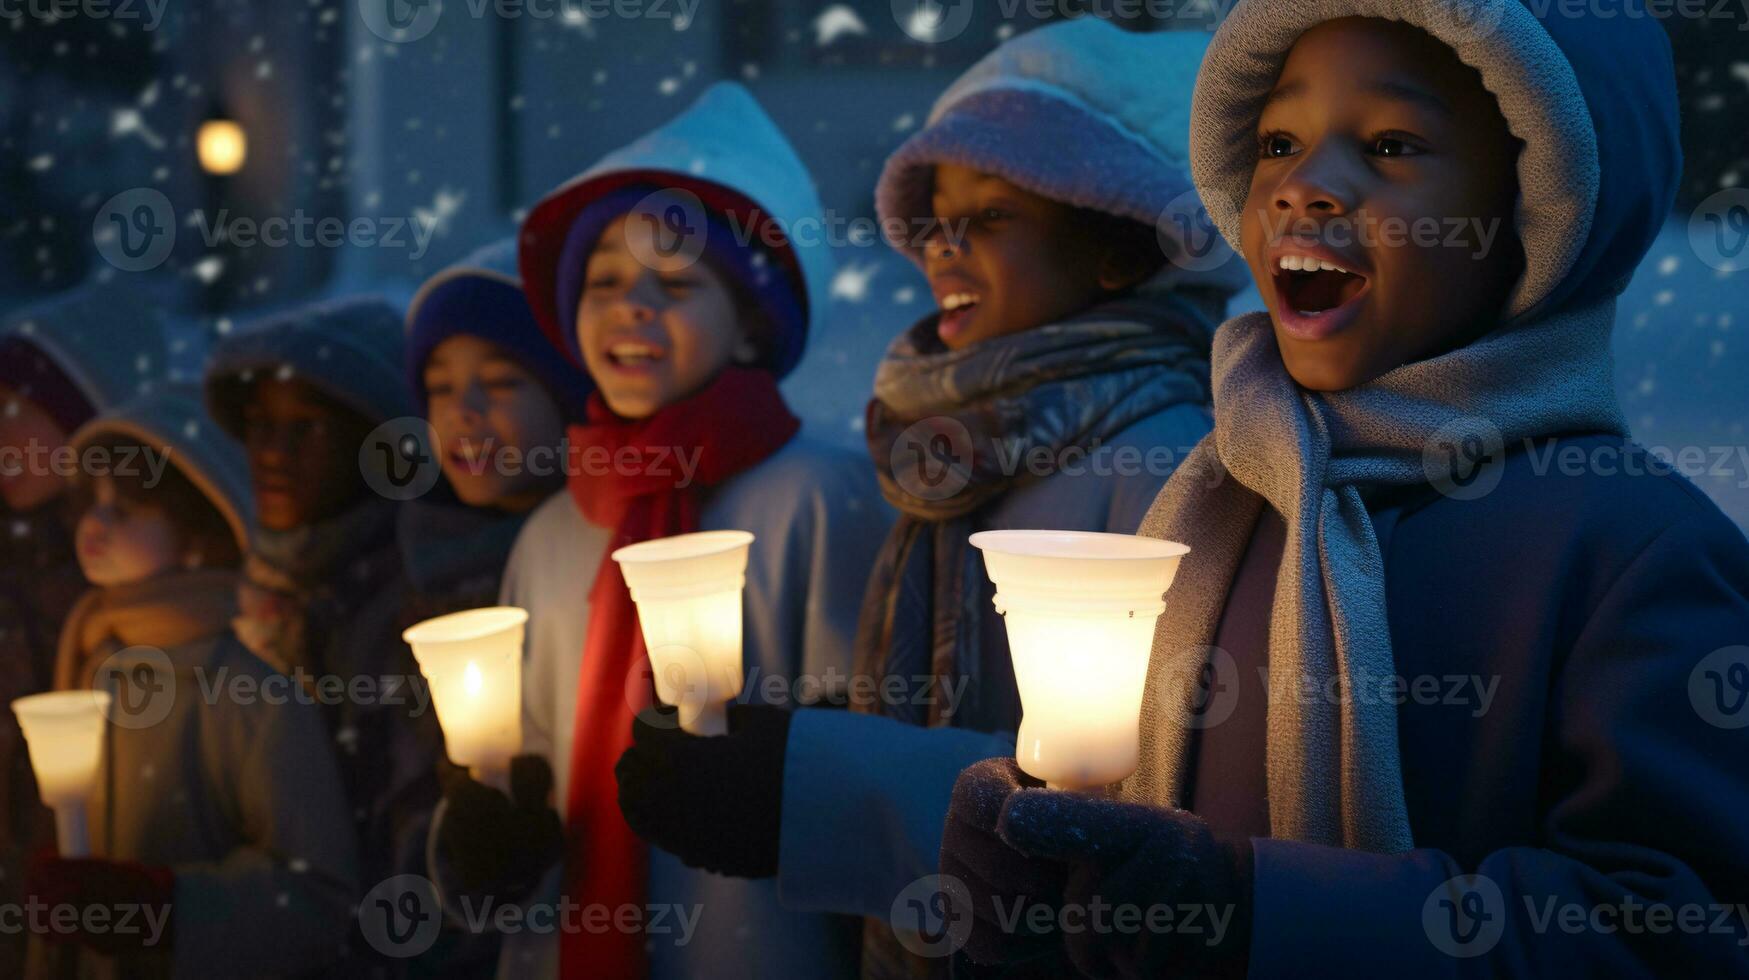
[
  {"x1": 831, "y1": 263, "x2": 877, "y2": 303},
  {"x1": 813, "y1": 5, "x2": 868, "y2": 47}
]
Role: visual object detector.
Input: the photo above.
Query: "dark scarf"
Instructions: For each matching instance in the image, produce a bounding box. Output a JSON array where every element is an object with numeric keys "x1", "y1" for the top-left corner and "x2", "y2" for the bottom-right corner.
[
  {"x1": 853, "y1": 289, "x2": 1215, "y2": 730},
  {"x1": 395, "y1": 495, "x2": 531, "y2": 624}
]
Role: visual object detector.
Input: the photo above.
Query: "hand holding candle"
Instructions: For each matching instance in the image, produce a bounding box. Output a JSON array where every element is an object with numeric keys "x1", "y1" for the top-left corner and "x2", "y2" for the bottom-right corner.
[
  {"x1": 403, "y1": 607, "x2": 528, "y2": 792},
  {"x1": 11, "y1": 690, "x2": 113, "y2": 857},
  {"x1": 970, "y1": 530, "x2": 1189, "y2": 791},
  {"x1": 612, "y1": 530, "x2": 755, "y2": 736}
]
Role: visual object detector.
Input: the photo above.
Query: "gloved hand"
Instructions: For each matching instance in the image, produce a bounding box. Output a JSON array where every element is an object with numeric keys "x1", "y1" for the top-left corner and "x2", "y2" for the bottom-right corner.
[
  {"x1": 436, "y1": 754, "x2": 564, "y2": 901},
  {"x1": 615, "y1": 703, "x2": 790, "y2": 878},
  {"x1": 942, "y1": 758, "x2": 1254, "y2": 979},
  {"x1": 24, "y1": 848, "x2": 176, "y2": 955}
]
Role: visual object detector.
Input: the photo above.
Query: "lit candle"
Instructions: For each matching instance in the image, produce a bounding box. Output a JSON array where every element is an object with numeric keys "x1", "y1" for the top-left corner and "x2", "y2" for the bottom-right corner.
[
  {"x1": 11, "y1": 690, "x2": 113, "y2": 856},
  {"x1": 403, "y1": 607, "x2": 528, "y2": 791},
  {"x1": 613, "y1": 530, "x2": 755, "y2": 736},
  {"x1": 970, "y1": 530, "x2": 1190, "y2": 791}
]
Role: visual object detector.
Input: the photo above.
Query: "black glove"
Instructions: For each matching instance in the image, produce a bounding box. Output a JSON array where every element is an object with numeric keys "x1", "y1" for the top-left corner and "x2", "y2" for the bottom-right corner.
[
  {"x1": 614, "y1": 703, "x2": 790, "y2": 878},
  {"x1": 942, "y1": 758, "x2": 1254, "y2": 979},
  {"x1": 436, "y1": 754, "x2": 563, "y2": 901}
]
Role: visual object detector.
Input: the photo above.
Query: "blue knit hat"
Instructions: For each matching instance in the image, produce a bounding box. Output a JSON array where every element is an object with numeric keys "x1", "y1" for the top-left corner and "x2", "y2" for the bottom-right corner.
[
  {"x1": 406, "y1": 239, "x2": 593, "y2": 421},
  {"x1": 204, "y1": 296, "x2": 411, "y2": 439}
]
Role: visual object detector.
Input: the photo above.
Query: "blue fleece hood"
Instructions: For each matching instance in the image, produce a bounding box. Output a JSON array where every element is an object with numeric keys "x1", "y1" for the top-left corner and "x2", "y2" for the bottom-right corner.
[{"x1": 1189, "y1": 0, "x2": 1682, "y2": 323}]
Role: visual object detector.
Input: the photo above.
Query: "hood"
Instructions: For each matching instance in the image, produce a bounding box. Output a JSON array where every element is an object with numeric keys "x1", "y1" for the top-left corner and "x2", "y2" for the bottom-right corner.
[
  {"x1": 876, "y1": 20, "x2": 1246, "y2": 296},
  {"x1": 518, "y1": 82, "x2": 832, "y2": 379},
  {"x1": 204, "y1": 296, "x2": 411, "y2": 438},
  {"x1": 0, "y1": 278, "x2": 175, "y2": 425},
  {"x1": 405, "y1": 238, "x2": 593, "y2": 420},
  {"x1": 71, "y1": 385, "x2": 255, "y2": 553},
  {"x1": 1189, "y1": 0, "x2": 1681, "y2": 322}
]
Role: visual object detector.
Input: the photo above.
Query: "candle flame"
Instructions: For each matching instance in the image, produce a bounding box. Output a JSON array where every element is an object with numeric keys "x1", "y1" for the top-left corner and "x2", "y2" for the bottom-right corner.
[{"x1": 464, "y1": 661, "x2": 484, "y2": 696}]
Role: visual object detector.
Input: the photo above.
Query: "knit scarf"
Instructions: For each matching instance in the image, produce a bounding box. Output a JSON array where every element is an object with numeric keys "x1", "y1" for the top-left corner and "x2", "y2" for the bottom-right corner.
[
  {"x1": 233, "y1": 498, "x2": 399, "y2": 677},
  {"x1": 560, "y1": 368, "x2": 799, "y2": 979},
  {"x1": 395, "y1": 496, "x2": 531, "y2": 625},
  {"x1": 855, "y1": 290, "x2": 1214, "y2": 729},
  {"x1": 54, "y1": 568, "x2": 239, "y2": 692},
  {"x1": 1120, "y1": 300, "x2": 1625, "y2": 852}
]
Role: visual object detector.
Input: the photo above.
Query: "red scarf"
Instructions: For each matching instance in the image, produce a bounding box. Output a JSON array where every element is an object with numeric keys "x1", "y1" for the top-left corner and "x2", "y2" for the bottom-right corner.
[{"x1": 560, "y1": 368, "x2": 799, "y2": 978}]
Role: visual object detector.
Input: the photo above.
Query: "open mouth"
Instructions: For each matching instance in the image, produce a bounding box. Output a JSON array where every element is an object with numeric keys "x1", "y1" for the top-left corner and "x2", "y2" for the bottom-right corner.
[
  {"x1": 606, "y1": 341, "x2": 666, "y2": 370},
  {"x1": 936, "y1": 291, "x2": 982, "y2": 342},
  {"x1": 1271, "y1": 253, "x2": 1370, "y2": 340}
]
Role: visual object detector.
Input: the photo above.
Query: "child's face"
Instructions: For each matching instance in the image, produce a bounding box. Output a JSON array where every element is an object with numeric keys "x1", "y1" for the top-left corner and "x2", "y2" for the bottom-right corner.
[
  {"x1": 0, "y1": 385, "x2": 70, "y2": 512},
  {"x1": 1241, "y1": 17, "x2": 1523, "y2": 391},
  {"x1": 424, "y1": 335, "x2": 566, "y2": 511},
  {"x1": 574, "y1": 215, "x2": 750, "y2": 420},
  {"x1": 923, "y1": 164, "x2": 1114, "y2": 350},
  {"x1": 75, "y1": 476, "x2": 181, "y2": 587},
  {"x1": 241, "y1": 378, "x2": 370, "y2": 531}
]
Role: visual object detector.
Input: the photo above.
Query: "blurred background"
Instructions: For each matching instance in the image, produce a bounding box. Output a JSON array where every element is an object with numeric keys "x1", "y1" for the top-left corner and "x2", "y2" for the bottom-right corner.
[{"x1": 2, "y1": 0, "x2": 1746, "y2": 524}]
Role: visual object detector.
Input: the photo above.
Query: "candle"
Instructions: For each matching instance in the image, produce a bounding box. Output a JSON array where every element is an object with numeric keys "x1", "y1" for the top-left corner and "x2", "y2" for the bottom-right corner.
[
  {"x1": 613, "y1": 530, "x2": 755, "y2": 736},
  {"x1": 970, "y1": 530, "x2": 1190, "y2": 791},
  {"x1": 11, "y1": 690, "x2": 113, "y2": 856},
  {"x1": 403, "y1": 607, "x2": 528, "y2": 790}
]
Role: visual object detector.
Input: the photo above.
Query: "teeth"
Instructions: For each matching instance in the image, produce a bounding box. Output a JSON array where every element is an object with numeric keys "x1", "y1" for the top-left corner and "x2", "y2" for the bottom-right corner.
[
  {"x1": 610, "y1": 342, "x2": 662, "y2": 362},
  {"x1": 940, "y1": 292, "x2": 980, "y2": 312},
  {"x1": 1278, "y1": 255, "x2": 1350, "y2": 275}
]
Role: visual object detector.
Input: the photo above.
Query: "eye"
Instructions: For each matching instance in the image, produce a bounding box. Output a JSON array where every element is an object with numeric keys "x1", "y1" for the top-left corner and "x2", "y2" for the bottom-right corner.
[
  {"x1": 1368, "y1": 133, "x2": 1425, "y2": 158},
  {"x1": 1258, "y1": 131, "x2": 1299, "y2": 159},
  {"x1": 425, "y1": 382, "x2": 453, "y2": 399},
  {"x1": 660, "y1": 277, "x2": 697, "y2": 295},
  {"x1": 979, "y1": 207, "x2": 1006, "y2": 222},
  {"x1": 585, "y1": 273, "x2": 621, "y2": 291}
]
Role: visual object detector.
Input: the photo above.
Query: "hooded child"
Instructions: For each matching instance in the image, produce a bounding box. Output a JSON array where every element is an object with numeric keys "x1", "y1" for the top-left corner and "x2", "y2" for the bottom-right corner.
[
  {"x1": 429, "y1": 82, "x2": 893, "y2": 980},
  {"x1": 942, "y1": 3, "x2": 1749, "y2": 977},
  {"x1": 612, "y1": 20, "x2": 1246, "y2": 976},
  {"x1": 204, "y1": 297, "x2": 450, "y2": 972},
  {"x1": 0, "y1": 283, "x2": 172, "y2": 976},
  {"x1": 23, "y1": 386, "x2": 357, "y2": 979}
]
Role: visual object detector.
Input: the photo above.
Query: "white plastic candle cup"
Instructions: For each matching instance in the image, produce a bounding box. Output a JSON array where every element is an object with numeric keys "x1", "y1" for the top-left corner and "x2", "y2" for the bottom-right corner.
[
  {"x1": 403, "y1": 607, "x2": 527, "y2": 789},
  {"x1": 613, "y1": 531, "x2": 754, "y2": 736},
  {"x1": 970, "y1": 530, "x2": 1190, "y2": 791},
  {"x1": 11, "y1": 690, "x2": 112, "y2": 856}
]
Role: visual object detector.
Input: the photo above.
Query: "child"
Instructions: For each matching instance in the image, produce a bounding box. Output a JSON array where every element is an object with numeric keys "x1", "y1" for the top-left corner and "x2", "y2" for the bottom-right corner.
[
  {"x1": 943, "y1": 4, "x2": 1749, "y2": 977},
  {"x1": 401, "y1": 238, "x2": 591, "y2": 623},
  {"x1": 203, "y1": 298, "x2": 448, "y2": 970},
  {"x1": 610, "y1": 19, "x2": 1244, "y2": 975},
  {"x1": 0, "y1": 285, "x2": 169, "y2": 976},
  {"x1": 23, "y1": 387, "x2": 356, "y2": 977},
  {"x1": 431, "y1": 82, "x2": 892, "y2": 979}
]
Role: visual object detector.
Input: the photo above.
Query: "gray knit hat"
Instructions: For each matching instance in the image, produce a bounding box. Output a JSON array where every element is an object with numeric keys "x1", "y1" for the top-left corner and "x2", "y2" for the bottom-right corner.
[
  {"x1": 204, "y1": 296, "x2": 411, "y2": 438},
  {"x1": 876, "y1": 19, "x2": 1241, "y2": 292}
]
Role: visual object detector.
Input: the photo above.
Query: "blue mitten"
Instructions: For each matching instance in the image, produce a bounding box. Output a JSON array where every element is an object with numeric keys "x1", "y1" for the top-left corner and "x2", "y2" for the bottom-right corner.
[{"x1": 998, "y1": 784, "x2": 1253, "y2": 979}]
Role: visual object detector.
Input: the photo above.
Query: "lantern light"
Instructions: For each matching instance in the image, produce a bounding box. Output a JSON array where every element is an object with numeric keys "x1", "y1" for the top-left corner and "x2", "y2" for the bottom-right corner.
[
  {"x1": 971, "y1": 530, "x2": 1190, "y2": 791},
  {"x1": 197, "y1": 118, "x2": 248, "y2": 176},
  {"x1": 403, "y1": 607, "x2": 528, "y2": 790},
  {"x1": 613, "y1": 530, "x2": 755, "y2": 736}
]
